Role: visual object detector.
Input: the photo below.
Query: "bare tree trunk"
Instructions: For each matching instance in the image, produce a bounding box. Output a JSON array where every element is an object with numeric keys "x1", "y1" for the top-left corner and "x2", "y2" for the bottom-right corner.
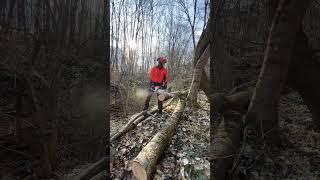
[
  {"x1": 7, "y1": 0, "x2": 17, "y2": 27},
  {"x1": 213, "y1": 38, "x2": 234, "y2": 92},
  {"x1": 287, "y1": 26, "x2": 320, "y2": 130},
  {"x1": 192, "y1": 25, "x2": 210, "y2": 97},
  {"x1": 210, "y1": 111, "x2": 243, "y2": 180},
  {"x1": 17, "y1": 0, "x2": 26, "y2": 32},
  {"x1": 202, "y1": 0, "x2": 209, "y2": 31},
  {"x1": 245, "y1": 0, "x2": 311, "y2": 141},
  {"x1": 188, "y1": 46, "x2": 210, "y2": 105}
]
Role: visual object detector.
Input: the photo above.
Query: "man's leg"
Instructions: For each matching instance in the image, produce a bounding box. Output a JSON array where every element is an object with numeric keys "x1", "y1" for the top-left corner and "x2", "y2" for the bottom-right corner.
[{"x1": 143, "y1": 91, "x2": 153, "y2": 111}]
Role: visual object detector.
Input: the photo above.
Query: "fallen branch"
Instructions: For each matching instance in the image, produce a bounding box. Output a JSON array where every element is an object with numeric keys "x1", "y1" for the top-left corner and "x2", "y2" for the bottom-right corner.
[
  {"x1": 228, "y1": 80, "x2": 256, "y2": 95},
  {"x1": 210, "y1": 88, "x2": 254, "y2": 114},
  {"x1": 131, "y1": 97, "x2": 186, "y2": 180}
]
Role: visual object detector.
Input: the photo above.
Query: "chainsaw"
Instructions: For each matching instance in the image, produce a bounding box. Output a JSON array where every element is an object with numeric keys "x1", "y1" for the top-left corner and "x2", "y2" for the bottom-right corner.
[{"x1": 150, "y1": 85, "x2": 167, "y2": 101}]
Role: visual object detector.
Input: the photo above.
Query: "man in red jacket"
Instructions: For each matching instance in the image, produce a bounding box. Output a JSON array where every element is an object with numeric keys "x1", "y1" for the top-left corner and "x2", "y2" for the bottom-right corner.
[{"x1": 143, "y1": 56, "x2": 169, "y2": 114}]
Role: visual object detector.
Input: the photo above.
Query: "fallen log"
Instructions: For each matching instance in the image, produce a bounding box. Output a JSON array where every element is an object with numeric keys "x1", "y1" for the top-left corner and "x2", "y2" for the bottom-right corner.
[
  {"x1": 162, "y1": 90, "x2": 188, "y2": 101},
  {"x1": 210, "y1": 111, "x2": 243, "y2": 180},
  {"x1": 131, "y1": 97, "x2": 186, "y2": 180},
  {"x1": 110, "y1": 98, "x2": 175, "y2": 143},
  {"x1": 71, "y1": 157, "x2": 107, "y2": 180},
  {"x1": 123, "y1": 90, "x2": 185, "y2": 125},
  {"x1": 132, "y1": 99, "x2": 174, "y2": 125}
]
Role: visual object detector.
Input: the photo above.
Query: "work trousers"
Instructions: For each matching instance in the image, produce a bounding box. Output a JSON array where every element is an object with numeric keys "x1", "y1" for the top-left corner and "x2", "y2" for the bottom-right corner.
[{"x1": 143, "y1": 90, "x2": 163, "y2": 113}]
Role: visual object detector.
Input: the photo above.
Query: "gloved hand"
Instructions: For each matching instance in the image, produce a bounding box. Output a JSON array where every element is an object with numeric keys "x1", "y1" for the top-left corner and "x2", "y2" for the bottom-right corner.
[{"x1": 161, "y1": 84, "x2": 167, "y2": 89}]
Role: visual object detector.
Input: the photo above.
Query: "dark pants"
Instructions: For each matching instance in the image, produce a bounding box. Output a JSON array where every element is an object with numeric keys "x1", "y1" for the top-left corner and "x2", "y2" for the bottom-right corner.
[{"x1": 143, "y1": 90, "x2": 163, "y2": 113}]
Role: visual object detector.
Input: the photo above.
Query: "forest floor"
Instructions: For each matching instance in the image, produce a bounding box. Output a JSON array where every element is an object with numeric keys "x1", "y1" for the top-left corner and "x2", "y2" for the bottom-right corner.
[
  {"x1": 109, "y1": 89, "x2": 320, "y2": 180},
  {"x1": 110, "y1": 91, "x2": 210, "y2": 179},
  {"x1": 235, "y1": 91, "x2": 320, "y2": 180}
]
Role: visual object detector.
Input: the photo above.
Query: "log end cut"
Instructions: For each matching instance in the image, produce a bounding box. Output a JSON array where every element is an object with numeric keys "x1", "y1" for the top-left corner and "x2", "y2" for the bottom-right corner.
[{"x1": 132, "y1": 161, "x2": 147, "y2": 180}]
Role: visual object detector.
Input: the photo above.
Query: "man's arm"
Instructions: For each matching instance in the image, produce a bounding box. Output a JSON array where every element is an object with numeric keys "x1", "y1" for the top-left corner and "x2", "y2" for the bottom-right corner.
[{"x1": 162, "y1": 69, "x2": 169, "y2": 89}]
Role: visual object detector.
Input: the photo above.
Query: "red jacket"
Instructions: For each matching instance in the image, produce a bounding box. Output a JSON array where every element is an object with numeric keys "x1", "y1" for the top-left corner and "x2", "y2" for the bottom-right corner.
[{"x1": 149, "y1": 66, "x2": 169, "y2": 85}]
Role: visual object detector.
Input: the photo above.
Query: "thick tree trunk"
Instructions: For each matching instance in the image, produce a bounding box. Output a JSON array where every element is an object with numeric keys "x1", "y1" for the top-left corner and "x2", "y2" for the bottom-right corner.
[
  {"x1": 188, "y1": 46, "x2": 210, "y2": 105},
  {"x1": 210, "y1": 111, "x2": 243, "y2": 180},
  {"x1": 213, "y1": 38, "x2": 234, "y2": 92},
  {"x1": 131, "y1": 98, "x2": 186, "y2": 180},
  {"x1": 209, "y1": 87, "x2": 254, "y2": 179},
  {"x1": 287, "y1": 26, "x2": 320, "y2": 129},
  {"x1": 245, "y1": 0, "x2": 311, "y2": 141},
  {"x1": 200, "y1": 71, "x2": 210, "y2": 96}
]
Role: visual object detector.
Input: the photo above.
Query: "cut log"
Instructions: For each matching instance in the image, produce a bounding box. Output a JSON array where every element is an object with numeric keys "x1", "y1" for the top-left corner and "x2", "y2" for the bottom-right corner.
[
  {"x1": 210, "y1": 111, "x2": 243, "y2": 180},
  {"x1": 131, "y1": 98, "x2": 186, "y2": 180},
  {"x1": 71, "y1": 157, "x2": 107, "y2": 180},
  {"x1": 162, "y1": 90, "x2": 188, "y2": 102},
  {"x1": 132, "y1": 99, "x2": 174, "y2": 125},
  {"x1": 110, "y1": 98, "x2": 175, "y2": 143}
]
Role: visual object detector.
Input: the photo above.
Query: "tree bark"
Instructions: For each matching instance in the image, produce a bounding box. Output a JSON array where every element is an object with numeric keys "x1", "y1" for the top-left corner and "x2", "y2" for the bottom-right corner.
[
  {"x1": 188, "y1": 45, "x2": 210, "y2": 105},
  {"x1": 210, "y1": 111, "x2": 243, "y2": 180},
  {"x1": 287, "y1": 26, "x2": 320, "y2": 130},
  {"x1": 192, "y1": 24, "x2": 211, "y2": 97},
  {"x1": 245, "y1": 0, "x2": 311, "y2": 141},
  {"x1": 213, "y1": 38, "x2": 234, "y2": 92},
  {"x1": 131, "y1": 98, "x2": 186, "y2": 180}
]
